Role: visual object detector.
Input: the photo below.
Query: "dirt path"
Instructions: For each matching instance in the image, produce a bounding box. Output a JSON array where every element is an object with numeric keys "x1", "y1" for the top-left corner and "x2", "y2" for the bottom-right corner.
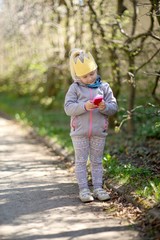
[{"x1": 0, "y1": 117, "x2": 143, "y2": 240}]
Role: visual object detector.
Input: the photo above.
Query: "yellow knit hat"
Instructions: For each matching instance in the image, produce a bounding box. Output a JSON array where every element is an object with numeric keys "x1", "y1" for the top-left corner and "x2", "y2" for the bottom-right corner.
[{"x1": 69, "y1": 49, "x2": 97, "y2": 79}]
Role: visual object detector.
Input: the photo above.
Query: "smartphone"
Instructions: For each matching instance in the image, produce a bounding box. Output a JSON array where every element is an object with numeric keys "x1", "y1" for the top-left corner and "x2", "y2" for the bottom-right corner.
[{"x1": 93, "y1": 95, "x2": 103, "y2": 106}]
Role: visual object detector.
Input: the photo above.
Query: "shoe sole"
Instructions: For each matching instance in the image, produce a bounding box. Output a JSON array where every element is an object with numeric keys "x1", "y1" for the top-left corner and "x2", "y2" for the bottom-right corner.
[
  {"x1": 94, "y1": 195, "x2": 111, "y2": 201},
  {"x1": 79, "y1": 197, "x2": 94, "y2": 203}
]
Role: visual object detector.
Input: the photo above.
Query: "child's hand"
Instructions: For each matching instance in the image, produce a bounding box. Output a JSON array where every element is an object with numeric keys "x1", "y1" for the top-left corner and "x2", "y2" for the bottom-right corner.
[
  {"x1": 85, "y1": 100, "x2": 97, "y2": 111},
  {"x1": 98, "y1": 100, "x2": 106, "y2": 111}
]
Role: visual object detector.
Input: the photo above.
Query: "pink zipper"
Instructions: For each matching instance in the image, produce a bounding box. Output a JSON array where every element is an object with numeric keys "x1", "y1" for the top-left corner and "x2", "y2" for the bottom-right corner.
[{"x1": 88, "y1": 89, "x2": 93, "y2": 138}]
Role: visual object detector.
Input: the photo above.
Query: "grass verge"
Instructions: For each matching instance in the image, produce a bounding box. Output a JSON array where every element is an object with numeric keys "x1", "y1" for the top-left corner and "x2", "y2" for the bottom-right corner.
[{"x1": 103, "y1": 152, "x2": 160, "y2": 209}]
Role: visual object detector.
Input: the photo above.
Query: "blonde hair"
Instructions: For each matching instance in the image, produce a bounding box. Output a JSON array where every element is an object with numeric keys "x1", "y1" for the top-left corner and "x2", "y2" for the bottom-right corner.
[{"x1": 69, "y1": 48, "x2": 97, "y2": 80}]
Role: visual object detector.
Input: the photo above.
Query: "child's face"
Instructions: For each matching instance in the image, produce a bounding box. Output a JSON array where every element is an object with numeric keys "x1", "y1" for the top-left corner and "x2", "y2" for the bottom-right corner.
[{"x1": 79, "y1": 70, "x2": 97, "y2": 85}]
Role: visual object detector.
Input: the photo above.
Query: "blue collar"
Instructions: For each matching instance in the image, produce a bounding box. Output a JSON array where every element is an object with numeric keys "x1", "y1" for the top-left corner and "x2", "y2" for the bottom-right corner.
[{"x1": 87, "y1": 75, "x2": 102, "y2": 88}]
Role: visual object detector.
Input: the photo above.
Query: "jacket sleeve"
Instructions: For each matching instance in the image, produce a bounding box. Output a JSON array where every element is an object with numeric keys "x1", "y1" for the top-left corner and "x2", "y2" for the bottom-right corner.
[
  {"x1": 64, "y1": 83, "x2": 86, "y2": 116},
  {"x1": 100, "y1": 83, "x2": 118, "y2": 116}
]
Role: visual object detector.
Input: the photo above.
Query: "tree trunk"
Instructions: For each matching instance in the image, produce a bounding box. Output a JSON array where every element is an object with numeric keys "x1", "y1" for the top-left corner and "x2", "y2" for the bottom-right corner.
[
  {"x1": 150, "y1": 0, "x2": 160, "y2": 25},
  {"x1": 64, "y1": 6, "x2": 70, "y2": 58},
  {"x1": 127, "y1": 56, "x2": 136, "y2": 134}
]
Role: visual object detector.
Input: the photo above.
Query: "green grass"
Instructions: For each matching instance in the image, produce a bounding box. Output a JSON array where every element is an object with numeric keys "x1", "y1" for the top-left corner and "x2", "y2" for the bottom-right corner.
[
  {"x1": 103, "y1": 153, "x2": 160, "y2": 205},
  {"x1": 136, "y1": 179, "x2": 160, "y2": 203}
]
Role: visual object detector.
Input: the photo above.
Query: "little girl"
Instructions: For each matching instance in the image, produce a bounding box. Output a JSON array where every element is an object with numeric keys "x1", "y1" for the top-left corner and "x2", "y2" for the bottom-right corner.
[{"x1": 64, "y1": 48, "x2": 118, "y2": 203}]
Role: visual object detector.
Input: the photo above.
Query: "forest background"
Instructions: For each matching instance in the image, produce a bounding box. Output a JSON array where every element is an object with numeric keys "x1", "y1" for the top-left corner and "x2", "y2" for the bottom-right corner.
[{"x1": 0, "y1": 0, "x2": 160, "y2": 211}]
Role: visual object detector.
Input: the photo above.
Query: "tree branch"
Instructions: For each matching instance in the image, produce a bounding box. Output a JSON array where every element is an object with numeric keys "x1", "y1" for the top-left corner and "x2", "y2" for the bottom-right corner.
[
  {"x1": 152, "y1": 71, "x2": 160, "y2": 104},
  {"x1": 87, "y1": 0, "x2": 109, "y2": 43},
  {"x1": 135, "y1": 48, "x2": 160, "y2": 75},
  {"x1": 150, "y1": 31, "x2": 160, "y2": 41}
]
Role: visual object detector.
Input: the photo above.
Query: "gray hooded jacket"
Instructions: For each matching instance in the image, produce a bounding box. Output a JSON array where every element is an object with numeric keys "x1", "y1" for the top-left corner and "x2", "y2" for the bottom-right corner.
[{"x1": 64, "y1": 79, "x2": 118, "y2": 138}]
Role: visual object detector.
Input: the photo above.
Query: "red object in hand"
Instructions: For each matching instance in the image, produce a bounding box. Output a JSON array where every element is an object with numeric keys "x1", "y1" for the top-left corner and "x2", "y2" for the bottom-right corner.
[{"x1": 93, "y1": 95, "x2": 103, "y2": 106}]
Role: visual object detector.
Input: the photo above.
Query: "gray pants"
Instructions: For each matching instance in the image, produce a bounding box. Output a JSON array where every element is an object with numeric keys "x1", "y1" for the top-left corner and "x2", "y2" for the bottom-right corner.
[{"x1": 71, "y1": 136, "x2": 106, "y2": 190}]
